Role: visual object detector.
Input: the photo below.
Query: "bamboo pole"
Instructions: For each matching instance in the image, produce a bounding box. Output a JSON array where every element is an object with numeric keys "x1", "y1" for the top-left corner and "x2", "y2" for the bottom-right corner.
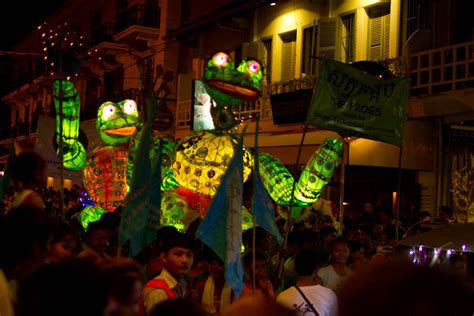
[
  {"x1": 395, "y1": 145, "x2": 403, "y2": 241},
  {"x1": 58, "y1": 47, "x2": 65, "y2": 222},
  {"x1": 277, "y1": 124, "x2": 308, "y2": 281},
  {"x1": 252, "y1": 215, "x2": 257, "y2": 295},
  {"x1": 338, "y1": 139, "x2": 348, "y2": 236}
]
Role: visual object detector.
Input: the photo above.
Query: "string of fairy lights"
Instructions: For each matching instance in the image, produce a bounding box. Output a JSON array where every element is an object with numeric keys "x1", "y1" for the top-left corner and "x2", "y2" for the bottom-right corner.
[{"x1": 38, "y1": 22, "x2": 88, "y2": 79}]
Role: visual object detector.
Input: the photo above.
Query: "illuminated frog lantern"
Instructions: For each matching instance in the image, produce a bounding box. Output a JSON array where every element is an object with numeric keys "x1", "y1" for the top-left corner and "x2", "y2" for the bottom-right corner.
[
  {"x1": 53, "y1": 81, "x2": 175, "y2": 214},
  {"x1": 159, "y1": 52, "x2": 343, "y2": 229}
]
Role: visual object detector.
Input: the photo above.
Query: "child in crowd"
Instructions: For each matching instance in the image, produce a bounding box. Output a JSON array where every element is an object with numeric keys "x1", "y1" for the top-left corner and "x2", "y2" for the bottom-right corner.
[
  {"x1": 142, "y1": 231, "x2": 195, "y2": 314},
  {"x1": 77, "y1": 220, "x2": 111, "y2": 263},
  {"x1": 194, "y1": 246, "x2": 233, "y2": 314},
  {"x1": 240, "y1": 251, "x2": 275, "y2": 299},
  {"x1": 46, "y1": 222, "x2": 79, "y2": 263},
  {"x1": 347, "y1": 240, "x2": 367, "y2": 273},
  {"x1": 146, "y1": 225, "x2": 179, "y2": 279}
]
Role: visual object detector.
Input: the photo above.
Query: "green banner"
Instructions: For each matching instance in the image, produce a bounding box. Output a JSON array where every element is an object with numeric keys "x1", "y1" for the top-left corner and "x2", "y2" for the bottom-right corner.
[{"x1": 306, "y1": 59, "x2": 409, "y2": 146}]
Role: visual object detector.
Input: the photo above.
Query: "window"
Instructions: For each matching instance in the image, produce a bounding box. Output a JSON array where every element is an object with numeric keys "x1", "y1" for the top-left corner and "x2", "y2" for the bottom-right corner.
[
  {"x1": 280, "y1": 31, "x2": 296, "y2": 81},
  {"x1": 90, "y1": 11, "x2": 103, "y2": 46},
  {"x1": 24, "y1": 106, "x2": 30, "y2": 125},
  {"x1": 104, "y1": 67, "x2": 124, "y2": 100},
  {"x1": 403, "y1": 0, "x2": 428, "y2": 42},
  {"x1": 262, "y1": 38, "x2": 273, "y2": 82},
  {"x1": 91, "y1": 11, "x2": 102, "y2": 30},
  {"x1": 340, "y1": 13, "x2": 355, "y2": 63},
  {"x1": 302, "y1": 25, "x2": 317, "y2": 75},
  {"x1": 368, "y1": 5, "x2": 391, "y2": 61}
]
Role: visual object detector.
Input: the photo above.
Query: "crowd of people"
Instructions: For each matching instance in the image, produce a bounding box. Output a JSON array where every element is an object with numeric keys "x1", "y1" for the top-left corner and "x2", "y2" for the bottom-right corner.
[{"x1": 1, "y1": 150, "x2": 474, "y2": 316}]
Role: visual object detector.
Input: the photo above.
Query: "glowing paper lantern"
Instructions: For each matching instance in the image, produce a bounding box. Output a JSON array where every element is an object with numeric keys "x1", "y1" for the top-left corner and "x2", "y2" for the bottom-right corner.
[
  {"x1": 258, "y1": 153, "x2": 295, "y2": 206},
  {"x1": 54, "y1": 80, "x2": 174, "y2": 218},
  {"x1": 161, "y1": 191, "x2": 189, "y2": 232},
  {"x1": 53, "y1": 80, "x2": 87, "y2": 170},
  {"x1": 173, "y1": 131, "x2": 252, "y2": 197},
  {"x1": 203, "y1": 52, "x2": 263, "y2": 105},
  {"x1": 294, "y1": 138, "x2": 343, "y2": 205},
  {"x1": 79, "y1": 205, "x2": 106, "y2": 230},
  {"x1": 258, "y1": 138, "x2": 343, "y2": 207},
  {"x1": 83, "y1": 146, "x2": 129, "y2": 212},
  {"x1": 96, "y1": 100, "x2": 139, "y2": 146},
  {"x1": 160, "y1": 190, "x2": 254, "y2": 232}
]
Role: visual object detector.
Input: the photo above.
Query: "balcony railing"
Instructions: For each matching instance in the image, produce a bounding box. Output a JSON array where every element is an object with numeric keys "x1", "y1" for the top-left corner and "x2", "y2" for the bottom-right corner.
[
  {"x1": 90, "y1": 23, "x2": 117, "y2": 47},
  {"x1": 175, "y1": 76, "x2": 317, "y2": 129},
  {"x1": 10, "y1": 58, "x2": 46, "y2": 92},
  {"x1": 116, "y1": 3, "x2": 160, "y2": 33},
  {"x1": 176, "y1": 100, "x2": 192, "y2": 128},
  {"x1": 410, "y1": 41, "x2": 474, "y2": 96}
]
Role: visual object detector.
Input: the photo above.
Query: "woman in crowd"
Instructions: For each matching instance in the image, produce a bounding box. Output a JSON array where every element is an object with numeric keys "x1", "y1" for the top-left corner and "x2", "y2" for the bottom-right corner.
[{"x1": 317, "y1": 238, "x2": 353, "y2": 296}]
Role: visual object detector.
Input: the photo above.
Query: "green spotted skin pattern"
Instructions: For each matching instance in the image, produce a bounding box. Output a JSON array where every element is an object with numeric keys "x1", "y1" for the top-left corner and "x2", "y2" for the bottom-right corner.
[
  {"x1": 257, "y1": 152, "x2": 295, "y2": 206},
  {"x1": 53, "y1": 80, "x2": 87, "y2": 170},
  {"x1": 294, "y1": 138, "x2": 343, "y2": 205},
  {"x1": 203, "y1": 52, "x2": 263, "y2": 105},
  {"x1": 258, "y1": 138, "x2": 343, "y2": 207}
]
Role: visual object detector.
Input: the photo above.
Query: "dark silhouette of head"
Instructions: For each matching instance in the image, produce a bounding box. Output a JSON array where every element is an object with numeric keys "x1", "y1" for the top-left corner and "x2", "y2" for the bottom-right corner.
[{"x1": 338, "y1": 259, "x2": 474, "y2": 316}]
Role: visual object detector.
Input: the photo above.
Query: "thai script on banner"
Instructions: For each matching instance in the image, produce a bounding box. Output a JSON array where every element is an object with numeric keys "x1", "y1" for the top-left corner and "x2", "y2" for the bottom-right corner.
[{"x1": 306, "y1": 59, "x2": 410, "y2": 146}]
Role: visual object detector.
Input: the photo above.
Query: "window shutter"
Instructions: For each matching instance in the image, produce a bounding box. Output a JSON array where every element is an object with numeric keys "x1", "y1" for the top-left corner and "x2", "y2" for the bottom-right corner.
[
  {"x1": 383, "y1": 14, "x2": 390, "y2": 59},
  {"x1": 369, "y1": 16, "x2": 383, "y2": 60},
  {"x1": 368, "y1": 5, "x2": 391, "y2": 61},
  {"x1": 280, "y1": 31, "x2": 296, "y2": 81},
  {"x1": 317, "y1": 18, "x2": 338, "y2": 60}
]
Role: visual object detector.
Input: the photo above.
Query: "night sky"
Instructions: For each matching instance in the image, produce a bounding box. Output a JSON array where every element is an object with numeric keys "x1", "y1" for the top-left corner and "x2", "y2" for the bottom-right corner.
[{"x1": 0, "y1": 0, "x2": 66, "y2": 50}]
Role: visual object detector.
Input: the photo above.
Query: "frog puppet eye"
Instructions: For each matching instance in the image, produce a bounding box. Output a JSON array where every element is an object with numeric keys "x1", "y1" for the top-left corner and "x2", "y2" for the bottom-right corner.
[
  {"x1": 247, "y1": 60, "x2": 261, "y2": 74},
  {"x1": 101, "y1": 103, "x2": 118, "y2": 121},
  {"x1": 123, "y1": 100, "x2": 137, "y2": 116},
  {"x1": 213, "y1": 52, "x2": 229, "y2": 67}
]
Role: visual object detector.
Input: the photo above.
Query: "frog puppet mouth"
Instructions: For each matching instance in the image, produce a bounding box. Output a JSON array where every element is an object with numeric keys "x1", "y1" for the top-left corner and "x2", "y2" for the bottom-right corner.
[
  {"x1": 205, "y1": 80, "x2": 260, "y2": 102},
  {"x1": 102, "y1": 126, "x2": 137, "y2": 136}
]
